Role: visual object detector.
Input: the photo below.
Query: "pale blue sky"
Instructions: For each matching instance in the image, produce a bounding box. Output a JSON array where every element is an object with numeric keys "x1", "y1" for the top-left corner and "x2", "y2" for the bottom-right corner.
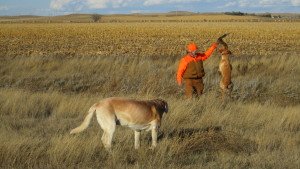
[{"x1": 0, "y1": 0, "x2": 299, "y2": 16}]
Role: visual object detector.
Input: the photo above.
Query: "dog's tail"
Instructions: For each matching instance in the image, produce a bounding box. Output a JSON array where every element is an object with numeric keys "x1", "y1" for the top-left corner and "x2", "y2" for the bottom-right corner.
[{"x1": 70, "y1": 104, "x2": 97, "y2": 134}]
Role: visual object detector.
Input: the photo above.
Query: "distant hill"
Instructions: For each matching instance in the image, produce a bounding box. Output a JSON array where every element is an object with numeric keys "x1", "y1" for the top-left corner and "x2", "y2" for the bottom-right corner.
[
  {"x1": 0, "y1": 15, "x2": 41, "y2": 20},
  {"x1": 167, "y1": 11, "x2": 196, "y2": 15}
]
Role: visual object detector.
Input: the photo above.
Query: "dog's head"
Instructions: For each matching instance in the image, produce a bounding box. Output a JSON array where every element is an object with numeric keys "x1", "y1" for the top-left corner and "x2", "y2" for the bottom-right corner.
[
  {"x1": 218, "y1": 44, "x2": 230, "y2": 53},
  {"x1": 218, "y1": 41, "x2": 232, "y2": 56},
  {"x1": 153, "y1": 99, "x2": 168, "y2": 114}
]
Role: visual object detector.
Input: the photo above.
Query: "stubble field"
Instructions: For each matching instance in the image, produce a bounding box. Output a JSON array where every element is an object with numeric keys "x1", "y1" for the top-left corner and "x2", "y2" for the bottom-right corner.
[{"x1": 0, "y1": 21, "x2": 299, "y2": 168}]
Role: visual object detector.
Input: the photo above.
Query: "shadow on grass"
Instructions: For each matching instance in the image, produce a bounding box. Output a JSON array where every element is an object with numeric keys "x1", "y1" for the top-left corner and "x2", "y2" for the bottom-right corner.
[{"x1": 157, "y1": 126, "x2": 258, "y2": 155}]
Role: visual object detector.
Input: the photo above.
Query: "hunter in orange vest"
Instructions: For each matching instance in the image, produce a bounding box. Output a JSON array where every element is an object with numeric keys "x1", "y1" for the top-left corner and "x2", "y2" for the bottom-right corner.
[{"x1": 177, "y1": 42, "x2": 218, "y2": 98}]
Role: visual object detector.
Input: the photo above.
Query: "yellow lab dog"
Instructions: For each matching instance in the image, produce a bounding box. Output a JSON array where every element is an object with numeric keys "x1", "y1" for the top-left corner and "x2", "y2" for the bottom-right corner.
[{"x1": 70, "y1": 97, "x2": 168, "y2": 150}]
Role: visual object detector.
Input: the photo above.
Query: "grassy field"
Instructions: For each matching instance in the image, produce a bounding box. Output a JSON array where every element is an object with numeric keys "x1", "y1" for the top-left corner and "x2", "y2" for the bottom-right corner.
[{"x1": 0, "y1": 21, "x2": 299, "y2": 168}]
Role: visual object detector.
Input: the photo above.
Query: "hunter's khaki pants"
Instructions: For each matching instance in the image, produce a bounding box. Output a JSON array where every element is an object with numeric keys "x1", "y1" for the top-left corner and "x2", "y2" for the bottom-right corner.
[{"x1": 184, "y1": 78, "x2": 204, "y2": 98}]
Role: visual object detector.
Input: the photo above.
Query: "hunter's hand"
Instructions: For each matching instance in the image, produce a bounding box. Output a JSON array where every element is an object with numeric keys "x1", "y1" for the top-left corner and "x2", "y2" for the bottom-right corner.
[{"x1": 217, "y1": 38, "x2": 223, "y2": 44}]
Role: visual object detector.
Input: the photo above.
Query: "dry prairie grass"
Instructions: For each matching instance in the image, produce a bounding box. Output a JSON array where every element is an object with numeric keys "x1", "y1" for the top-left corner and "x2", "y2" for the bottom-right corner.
[{"x1": 0, "y1": 22, "x2": 299, "y2": 168}]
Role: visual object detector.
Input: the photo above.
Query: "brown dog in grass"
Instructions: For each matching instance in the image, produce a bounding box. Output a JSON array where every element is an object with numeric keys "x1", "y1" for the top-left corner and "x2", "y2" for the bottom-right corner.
[
  {"x1": 218, "y1": 38, "x2": 233, "y2": 100},
  {"x1": 70, "y1": 97, "x2": 168, "y2": 150}
]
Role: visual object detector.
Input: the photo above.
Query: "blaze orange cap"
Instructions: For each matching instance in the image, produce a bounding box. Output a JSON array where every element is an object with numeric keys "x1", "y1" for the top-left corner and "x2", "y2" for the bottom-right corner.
[{"x1": 187, "y1": 43, "x2": 198, "y2": 52}]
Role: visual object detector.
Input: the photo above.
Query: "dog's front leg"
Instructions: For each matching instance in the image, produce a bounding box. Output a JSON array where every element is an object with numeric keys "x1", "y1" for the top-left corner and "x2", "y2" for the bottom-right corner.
[
  {"x1": 134, "y1": 130, "x2": 141, "y2": 149},
  {"x1": 151, "y1": 126, "x2": 158, "y2": 149}
]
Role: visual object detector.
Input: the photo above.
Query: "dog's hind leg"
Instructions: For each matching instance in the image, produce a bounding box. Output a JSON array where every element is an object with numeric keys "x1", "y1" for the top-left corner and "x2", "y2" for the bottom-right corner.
[
  {"x1": 100, "y1": 124, "x2": 115, "y2": 150},
  {"x1": 220, "y1": 82, "x2": 226, "y2": 101},
  {"x1": 95, "y1": 109, "x2": 116, "y2": 150}
]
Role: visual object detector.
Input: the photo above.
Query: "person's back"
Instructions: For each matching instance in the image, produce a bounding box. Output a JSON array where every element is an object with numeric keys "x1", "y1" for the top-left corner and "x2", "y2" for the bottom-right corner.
[{"x1": 181, "y1": 54, "x2": 205, "y2": 79}]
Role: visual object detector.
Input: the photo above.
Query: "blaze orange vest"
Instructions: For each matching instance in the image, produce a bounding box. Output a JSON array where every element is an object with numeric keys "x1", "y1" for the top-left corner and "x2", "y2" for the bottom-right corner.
[
  {"x1": 182, "y1": 56, "x2": 205, "y2": 79},
  {"x1": 176, "y1": 43, "x2": 218, "y2": 85}
]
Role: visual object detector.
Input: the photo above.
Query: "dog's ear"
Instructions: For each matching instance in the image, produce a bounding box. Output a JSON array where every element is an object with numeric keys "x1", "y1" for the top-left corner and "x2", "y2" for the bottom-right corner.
[
  {"x1": 151, "y1": 106, "x2": 158, "y2": 118},
  {"x1": 154, "y1": 99, "x2": 168, "y2": 113}
]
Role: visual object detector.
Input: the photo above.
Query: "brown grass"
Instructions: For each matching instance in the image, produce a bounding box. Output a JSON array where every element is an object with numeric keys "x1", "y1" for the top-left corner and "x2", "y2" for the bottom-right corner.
[{"x1": 0, "y1": 21, "x2": 299, "y2": 168}]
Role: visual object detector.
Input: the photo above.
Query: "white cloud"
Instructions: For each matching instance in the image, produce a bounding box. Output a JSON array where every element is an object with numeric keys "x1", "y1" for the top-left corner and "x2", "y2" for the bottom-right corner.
[
  {"x1": 50, "y1": 0, "x2": 136, "y2": 10},
  {"x1": 50, "y1": 0, "x2": 213, "y2": 10},
  {"x1": 112, "y1": 0, "x2": 133, "y2": 8},
  {"x1": 0, "y1": 5, "x2": 9, "y2": 11},
  {"x1": 259, "y1": 0, "x2": 300, "y2": 6},
  {"x1": 49, "y1": 0, "x2": 300, "y2": 11},
  {"x1": 291, "y1": 0, "x2": 300, "y2": 6},
  {"x1": 143, "y1": 0, "x2": 163, "y2": 6},
  {"x1": 50, "y1": 0, "x2": 72, "y2": 10},
  {"x1": 224, "y1": 1, "x2": 237, "y2": 7},
  {"x1": 50, "y1": 0, "x2": 109, "y2": 10},
  {"x1": 258, "y1": 0, "x2": 289, "y2": 6},
  {"x1": 222, "y1": 0, "x2": 300, "y2": 8},
  {"x1": 86, "y1": 0, "x2": 109, "y2": 9},
  {"x1": 238, "y1": 0, "x2": 251, "y2": 7},
  {"x1": 143, "y1": 0, "x2": 209, "y2": 6}
]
